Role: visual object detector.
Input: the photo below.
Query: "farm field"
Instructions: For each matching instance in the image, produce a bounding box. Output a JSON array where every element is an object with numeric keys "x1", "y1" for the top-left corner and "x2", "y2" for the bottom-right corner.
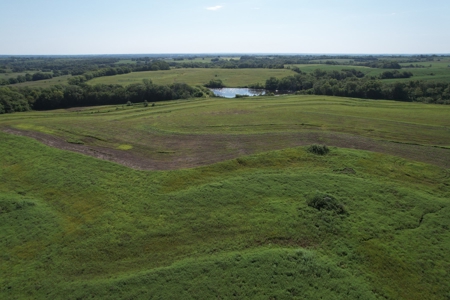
[
  {"x1": 10, "y1": 75, "x2": 71, "y2": 88},
  {"x1": 395, "y1": 59, "x2": 450, "y2": 82},
  {"x1": 114, "y1": 59, "x2": 137, "y2": 65},
  {"x1": 0, "y1": 71, "x2": 35, "y2": 78},
  {"x1": 1, "y1": 95, "x2": 450, "y2": 299},
  {"x1": 287, "y1": 64, "x2": 385, "y2": 77},
  {"x1": 289, "y1": 60, "x2": 450, "y2": 83},
  {"x1": 87, "y1": 68, "x2": 296, "y2": 87}
]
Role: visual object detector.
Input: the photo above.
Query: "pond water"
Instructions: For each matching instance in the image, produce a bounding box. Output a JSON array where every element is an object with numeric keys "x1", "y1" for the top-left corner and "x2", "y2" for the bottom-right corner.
[{"x1": 209, "y1": 88, "x2": 266, "y2": 98}]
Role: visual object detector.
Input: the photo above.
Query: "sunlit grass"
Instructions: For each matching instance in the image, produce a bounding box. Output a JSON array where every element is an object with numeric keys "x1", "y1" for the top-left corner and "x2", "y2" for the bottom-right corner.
[
  {"x1": 87, "y1": 68, "x2": 295, "y2": 87},
  {"x1": 1, "y1": 131, "x2": 449, "y2": 299}
]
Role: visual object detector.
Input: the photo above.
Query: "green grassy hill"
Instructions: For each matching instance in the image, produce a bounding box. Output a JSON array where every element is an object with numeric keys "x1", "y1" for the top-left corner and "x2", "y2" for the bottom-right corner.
[{"x1": 1, "y1": 95, "x2": 449, "y2": 299}]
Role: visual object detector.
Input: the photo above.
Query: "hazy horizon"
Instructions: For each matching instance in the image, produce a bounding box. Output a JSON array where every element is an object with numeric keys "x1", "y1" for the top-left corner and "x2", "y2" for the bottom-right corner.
[
  {"x1": 1, "y1": 0, "x2": 449, "y2": 55},
  {"x1": 1, "y1": 53, "x2": 450, "y2": 57}
]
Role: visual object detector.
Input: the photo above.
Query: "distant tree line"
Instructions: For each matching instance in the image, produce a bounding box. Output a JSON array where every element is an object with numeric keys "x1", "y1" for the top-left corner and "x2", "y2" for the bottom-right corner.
[
  {"x1": 402, "y1": 64, "x2": 427, "y2": 69},
  {"x1": 354, "y1": 60, "x2": 402, "y2": 69},
  {"x1": 2, "y1": 55, "x2": 442, "y2": 88},
  {"x1": 0, "y1": 80, "x2": 212, "y2": 114},
  {"x1": 0, "y1": 72, "x2": 53, "y2": 85},
  {"x1": 169, "y1": 62, "x2": 212, "y2": 68},
  {"x1": 378, "y1": 70, "x2": 413, "y2": 79},
  {"x1": 0, "y1": 56, "x2": 166, "y2": 83},
  {"x1": 67, "y1": 61, "x2": 170, "y2": 85},
  {"x1": 263, "y1": 69, "x2": 450, "y2": 104},
  {"x1": 0, "y1": 57, "x2": 120, "y2": 74}
]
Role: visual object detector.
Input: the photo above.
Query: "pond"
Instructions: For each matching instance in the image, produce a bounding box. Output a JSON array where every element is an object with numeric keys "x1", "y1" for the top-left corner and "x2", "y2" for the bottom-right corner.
[{"x1": 209, "y1": 88, "x2": 266, "y2": 98}]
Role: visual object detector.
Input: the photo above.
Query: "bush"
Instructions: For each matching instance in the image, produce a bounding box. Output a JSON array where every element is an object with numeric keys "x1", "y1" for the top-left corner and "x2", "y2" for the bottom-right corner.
[
  {"x1": 204, "y1": 79, "x2": 224, "y2": 88},
  {"x1": 307, "y1": 194, "x2": 347, "y2": 215},
  {"x1": 307, "y1": 144, "x2": 329, "y2": 155}
]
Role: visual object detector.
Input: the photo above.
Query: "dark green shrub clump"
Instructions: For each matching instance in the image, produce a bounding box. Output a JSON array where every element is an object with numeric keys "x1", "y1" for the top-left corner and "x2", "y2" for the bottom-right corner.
[
  {"x1": 307, "y1": 144, "x2": 330, "y2": 155},
  {"x1": 307, "y1": 194, "x2": 347, "y2": 215},
  {"x1": 204, "y1": 79, "x2": 224, "y2": 88}
]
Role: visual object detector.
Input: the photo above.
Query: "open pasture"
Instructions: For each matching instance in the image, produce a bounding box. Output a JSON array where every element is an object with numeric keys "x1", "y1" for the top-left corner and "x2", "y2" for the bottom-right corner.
[
  {"x1": 87, "y1": 68, "x2": 295, "y2": 87},
  {"x1": 1, "y1": 127, "x2": 449, "y2": 299},
  {"x1": 1, "y1": 95, "x2": 449, "y2": 169},
  {"x1": 1, "y1": 94, "x2": 450, "y2": 299},
  {"x1": 287, "y1": 64, "x2": 386, "y2": 77},
  {"x1": 396, "y1": 59, "x2": 450, "y2": 82},
  {"x1": 10, "y1": 75, "x2": 71, "y2": 88},
  {"x1": 289, "y1": 56, "x2": 450, "y2": 83}
]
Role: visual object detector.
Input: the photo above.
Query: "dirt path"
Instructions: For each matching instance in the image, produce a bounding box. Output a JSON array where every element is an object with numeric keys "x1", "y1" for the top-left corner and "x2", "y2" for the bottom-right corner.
[{"x1": 3, "y1": 127, "x2": 449, "y2": 170}]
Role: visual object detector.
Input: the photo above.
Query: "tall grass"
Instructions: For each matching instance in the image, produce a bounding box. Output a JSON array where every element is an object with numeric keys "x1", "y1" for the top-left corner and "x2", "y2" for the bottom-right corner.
[{"x1": 1, "y1": 131, "x2": 449, "y2": 299}]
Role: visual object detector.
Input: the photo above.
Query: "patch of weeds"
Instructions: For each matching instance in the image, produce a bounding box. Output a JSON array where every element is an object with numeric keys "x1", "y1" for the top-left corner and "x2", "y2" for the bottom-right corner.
[
  {"x1": 66, "y1": 139, "x2": 84, "y2": 145},
  {"x1": 333, "y1": 167, "x2": 356, "y2": 175},
  {"x1": 0, "y1": 199, "x2": 35, "y2": 214},
  {"x1": 117, "y1": 144, "x2": 133, "y2": 150},
  {"x1": 307, "y1": 194, "x2": 347, "y2": 215},
  {"x1": 307, "y1": 144, "x2": 330, "y2": 155}
]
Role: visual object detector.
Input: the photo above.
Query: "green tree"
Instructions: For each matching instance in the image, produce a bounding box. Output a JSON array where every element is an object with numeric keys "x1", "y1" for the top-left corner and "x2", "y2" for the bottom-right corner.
[{"x1": 265, "y1": 77, "x2": 279, "y2": 90}]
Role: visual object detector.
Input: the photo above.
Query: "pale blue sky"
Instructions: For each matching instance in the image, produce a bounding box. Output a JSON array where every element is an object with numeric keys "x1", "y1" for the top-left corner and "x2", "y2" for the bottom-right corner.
[{"x1": 1, "y1": 0, "x2": 449, "y2": 54}]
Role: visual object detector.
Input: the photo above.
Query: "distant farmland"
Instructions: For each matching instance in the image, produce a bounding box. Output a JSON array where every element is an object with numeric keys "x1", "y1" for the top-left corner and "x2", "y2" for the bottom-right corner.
[{"x1": 87, "y1": 68, "x2": 296, "y2": 87}]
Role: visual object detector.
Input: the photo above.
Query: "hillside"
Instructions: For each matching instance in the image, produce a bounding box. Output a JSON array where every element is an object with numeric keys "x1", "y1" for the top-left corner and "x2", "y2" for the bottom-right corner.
[{"x1": 1, "y1": 95, "x2": 449, "y2": 299}]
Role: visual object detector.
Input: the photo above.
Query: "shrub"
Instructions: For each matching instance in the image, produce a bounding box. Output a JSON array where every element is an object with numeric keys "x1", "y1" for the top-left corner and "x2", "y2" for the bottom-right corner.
[
  {"x1": 194, "y1": 91, "x2": 204, "y2": 97},
  {"x1": 307, "y1": 144, "x2": 329, "y2": 155},
  {"x1": 307, "y1": 194, "x2": 347, "y2": 215},
  {"x1": 204, "y1": 79, "x2": 224, "y2": 88}
]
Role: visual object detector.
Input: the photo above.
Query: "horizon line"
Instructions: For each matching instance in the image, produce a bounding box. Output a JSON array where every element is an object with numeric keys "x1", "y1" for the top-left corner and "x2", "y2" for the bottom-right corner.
[{"x1": 1, "y1": 53, "x2": 450, "y2": 57}]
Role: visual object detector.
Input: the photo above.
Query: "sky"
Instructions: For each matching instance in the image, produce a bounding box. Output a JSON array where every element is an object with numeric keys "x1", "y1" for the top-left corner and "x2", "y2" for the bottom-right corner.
[{"x1": 1, "y1": 0, "x2": 449, "y2": 55}]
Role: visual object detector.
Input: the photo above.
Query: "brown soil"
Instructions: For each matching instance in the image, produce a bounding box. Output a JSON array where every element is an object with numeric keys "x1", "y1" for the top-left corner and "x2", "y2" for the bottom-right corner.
[{"x1": 3, "y1": 127, "x2": 449, "y2": 170}]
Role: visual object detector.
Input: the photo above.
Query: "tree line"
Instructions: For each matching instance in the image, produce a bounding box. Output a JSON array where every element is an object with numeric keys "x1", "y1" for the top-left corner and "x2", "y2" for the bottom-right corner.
[
  {"x1": 0, "y1": 57, "x2": 171, "y2": 86},
  {"x1": 262, "y1": 69, "x2": 450, "y2": 104},
  {"x1": 0, "y1": 72, "x2": 54, "y2": 85},
  {"x1": 0, "y1": 57, "x2": 120, "y2": 74},
  {"x1": 0, "y1": 80, "x2": 212, "y2": 114}
]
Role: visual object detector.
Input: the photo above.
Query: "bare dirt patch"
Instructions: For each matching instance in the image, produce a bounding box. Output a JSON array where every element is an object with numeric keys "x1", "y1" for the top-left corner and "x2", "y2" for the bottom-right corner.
[{"x1": 3, "y1": 127, "x2": 449, "y2": 170}]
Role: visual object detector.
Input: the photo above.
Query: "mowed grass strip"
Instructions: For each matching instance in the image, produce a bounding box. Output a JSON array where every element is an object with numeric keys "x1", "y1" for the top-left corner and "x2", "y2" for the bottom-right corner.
[
  {"x1": 0, "y1": 132, "x2": 449, "y2": 299},
  {"x1": 87, "y1": 68, "x2": 295, "y2": 87}
]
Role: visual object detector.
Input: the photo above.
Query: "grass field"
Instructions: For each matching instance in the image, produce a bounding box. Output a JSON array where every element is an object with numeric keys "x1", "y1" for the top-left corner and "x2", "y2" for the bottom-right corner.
[
  {"x1": 1, "y1": 95, "x2": 450, "y2": 299},
  {"x1": 5, "y1": 58, "x2": 450, "y2": 90},
  {"x1": 2, "y1": 95, "x2": 449, "y2": 166},
  {"x1": 10, "y1": 75, "x2": 71, "y2": 88},
  {"x1": 115, "y1": 59, "x2": 137, "y2": 65},
  {"x1": 396, "y1": 59, "x2": 450, "y2": 82},
  {"x1": 290, "y1": 63, "x2": 450, "y2": 82},
  {"x1": 287, "y1": 64, "x2": 386, "y2": 77},
  {"x1": 0, "y1": 71, "x2": 35, "y2": 78},
  {"x1": 87, "y1": 68, "x2": 296, "y2": 87},
  {"x1": 290, "y1": 57, "x2": 450, "y2": 83},
  {"x1": 1, "y1": 71, "x2": 67, "y2": 88}
]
